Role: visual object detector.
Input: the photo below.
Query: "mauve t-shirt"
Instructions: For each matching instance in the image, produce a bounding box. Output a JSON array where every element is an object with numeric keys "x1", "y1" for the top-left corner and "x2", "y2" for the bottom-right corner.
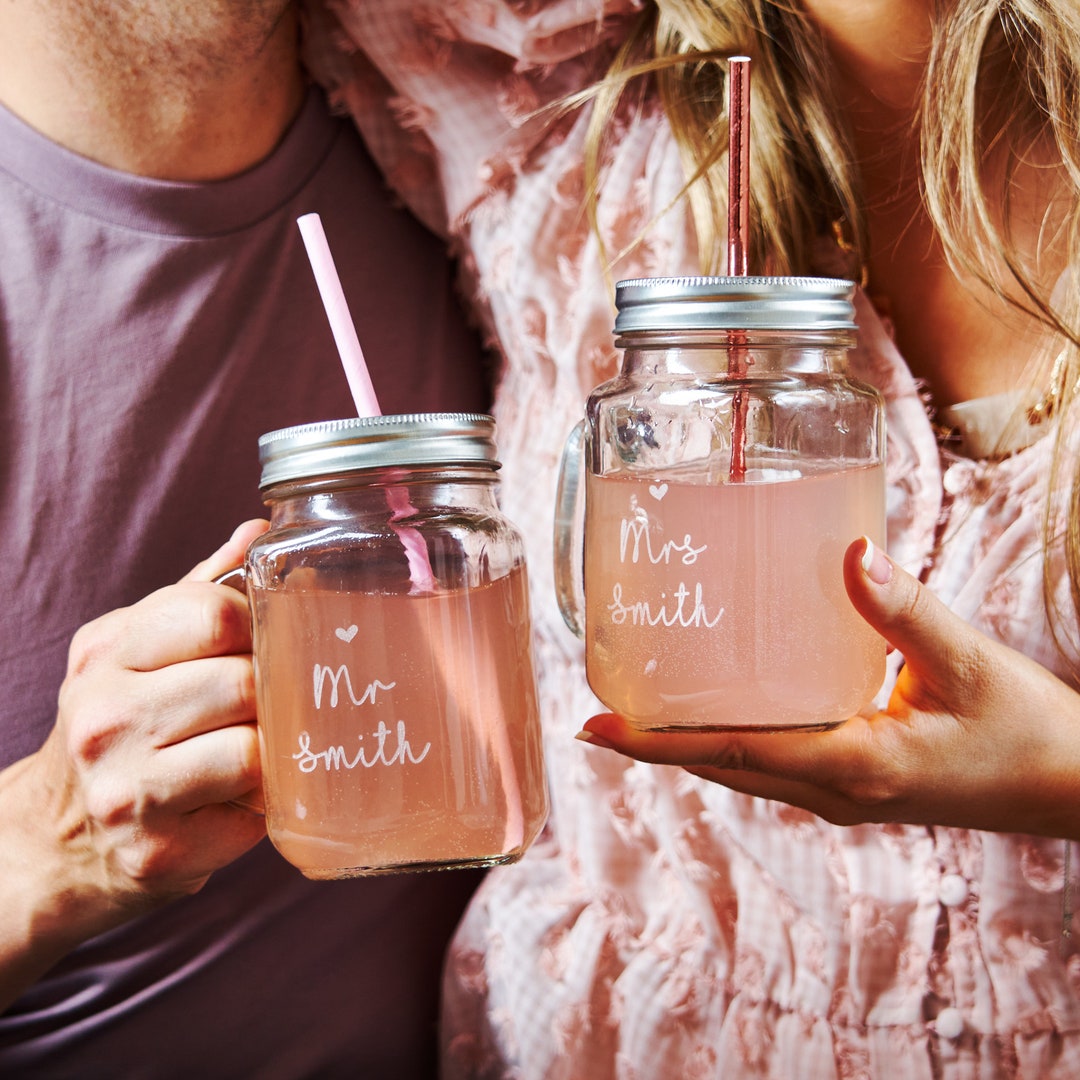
[{"x1": 0, "y1": 86, "x2": 490, "y2": 1077}]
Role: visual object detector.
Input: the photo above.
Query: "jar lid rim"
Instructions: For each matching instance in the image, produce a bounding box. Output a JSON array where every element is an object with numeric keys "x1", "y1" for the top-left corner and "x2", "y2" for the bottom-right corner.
[
  {"x1": 257, "y1": 413, "x2": 500, "y2": 489},
  {"x1": 614, "y1": 275, "x2": 858, "y2": 332}
]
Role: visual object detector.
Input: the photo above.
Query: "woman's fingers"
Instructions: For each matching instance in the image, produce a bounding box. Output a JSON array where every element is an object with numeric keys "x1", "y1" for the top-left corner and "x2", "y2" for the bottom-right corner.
[
  {"x1": 577, "y1": 711, "x2": 903, "y2": 814},
  {"x1": 575, "y1": 537, "x2": 1080, "y2": 838}
]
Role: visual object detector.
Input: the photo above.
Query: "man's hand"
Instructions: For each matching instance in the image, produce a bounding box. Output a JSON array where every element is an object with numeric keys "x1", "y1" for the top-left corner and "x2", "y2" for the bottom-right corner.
[{"x1": 0, "y1": 519, "x2": 270, "y2": 1009}]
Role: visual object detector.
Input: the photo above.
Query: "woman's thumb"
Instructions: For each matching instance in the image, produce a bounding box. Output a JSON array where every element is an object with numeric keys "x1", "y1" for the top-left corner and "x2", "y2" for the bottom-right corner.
[{"x1": 843, "y1": 537, "x2": 979, "y2": 682}]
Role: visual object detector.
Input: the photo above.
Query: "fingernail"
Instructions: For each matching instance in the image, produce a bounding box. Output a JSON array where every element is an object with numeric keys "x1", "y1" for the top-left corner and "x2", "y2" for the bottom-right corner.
[
  {"x1": 860, "y1": 536, "x2": 893, "y2": 585},
  {"x1": 575, "y1": 729, "x2": 615, "y2": 750}
]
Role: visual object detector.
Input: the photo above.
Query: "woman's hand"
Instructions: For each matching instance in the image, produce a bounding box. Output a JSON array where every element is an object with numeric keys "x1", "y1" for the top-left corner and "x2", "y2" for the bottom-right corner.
[
  {"x1": 0, "y1": 519, "x2": 271, "y2": 1009},
  {"x1": 578, "y1": 537, "x2": 1080, "y2": 840}
]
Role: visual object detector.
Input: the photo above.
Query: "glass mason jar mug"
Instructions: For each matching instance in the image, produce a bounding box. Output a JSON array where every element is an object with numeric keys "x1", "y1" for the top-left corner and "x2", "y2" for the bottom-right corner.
[
  {"x1": 244, "y1": 413, "x2": 548, "y2": 879},
  {"x1": 555, "y1": 276, "x2": 887, "y2": 732}
]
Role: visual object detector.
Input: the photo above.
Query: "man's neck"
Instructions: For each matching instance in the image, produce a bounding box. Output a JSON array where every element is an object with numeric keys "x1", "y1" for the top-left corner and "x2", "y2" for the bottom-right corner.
[{"x1": 0, "y1": 1, "x2": 305, "y2": 181}]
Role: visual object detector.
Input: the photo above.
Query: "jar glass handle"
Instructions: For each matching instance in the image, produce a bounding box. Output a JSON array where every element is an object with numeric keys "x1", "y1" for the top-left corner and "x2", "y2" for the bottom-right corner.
[
  {"x1": 214, "y1": 566, "x2": 248, "y2": 593},
  {"x1": 553, "y1": 420, "x2": 587, "y2": 638}
]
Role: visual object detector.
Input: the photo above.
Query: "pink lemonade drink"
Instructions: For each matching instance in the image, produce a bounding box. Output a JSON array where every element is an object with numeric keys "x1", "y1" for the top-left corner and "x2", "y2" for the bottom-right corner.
[
  {"x1": 584, "y1": 464, "x2": 886, "y2": 730},
  {"x1": 253, "y1": 565, "x2": 547, "y2": 878}
]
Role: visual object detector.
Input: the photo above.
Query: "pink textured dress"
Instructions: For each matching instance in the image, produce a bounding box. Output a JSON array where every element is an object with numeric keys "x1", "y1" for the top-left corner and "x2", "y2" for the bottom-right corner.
[{"x1": 306, "y1": 2, "x2": 1080, "y2": 1075}]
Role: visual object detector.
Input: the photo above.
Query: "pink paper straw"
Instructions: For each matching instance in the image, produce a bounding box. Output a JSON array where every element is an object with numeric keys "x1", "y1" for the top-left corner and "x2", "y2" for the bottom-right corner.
[
  {"x1": 726, "y1": 56, "x2": 751, "y2": 278},
  {"x1": 297, "y1": 213, "x2": 381, "y2": 418},
  {"x1": 297, "y1": 213, "x2": 435, "y2": 590},
  {"x1": 295, "y1": 215, "x2": 525, "y2": 850}
]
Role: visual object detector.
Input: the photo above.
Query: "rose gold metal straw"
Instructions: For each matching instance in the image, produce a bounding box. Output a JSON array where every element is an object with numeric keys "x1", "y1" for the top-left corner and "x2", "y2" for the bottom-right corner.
[
  {"x1": 727, "y1": 56, "x2": 751, "y2": 277},
  {"x1": 727, "y1": 56, "x2": 751, "y2": 481}
]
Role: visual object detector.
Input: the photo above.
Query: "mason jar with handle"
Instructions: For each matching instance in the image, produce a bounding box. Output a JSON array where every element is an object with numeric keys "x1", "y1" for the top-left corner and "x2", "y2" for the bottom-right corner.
[
  {"x1": 241, "y1": 412, "x2": 548, "y2": 878},
  {"x1": 554, "y1": 276, "x2": 887, "y2": 732}
]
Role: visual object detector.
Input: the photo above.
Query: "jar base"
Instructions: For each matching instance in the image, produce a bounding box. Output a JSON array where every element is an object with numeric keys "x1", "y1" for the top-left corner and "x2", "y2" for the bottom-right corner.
[
  {"x1": 296, "y1": 850, "x2": 524, "y2": 881},
  {"x1": 626, "y1": 717, "x2": 849, "y2": 734}
]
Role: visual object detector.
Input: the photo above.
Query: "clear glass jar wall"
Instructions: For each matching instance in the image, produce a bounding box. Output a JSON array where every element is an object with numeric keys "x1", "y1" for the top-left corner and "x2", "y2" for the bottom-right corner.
[
  {"x1": 247, "y1": 414, "x2": 549, "y2": 878},
  {"x1": 568, "y1": 278, "x2": 887, "y2": 732}
]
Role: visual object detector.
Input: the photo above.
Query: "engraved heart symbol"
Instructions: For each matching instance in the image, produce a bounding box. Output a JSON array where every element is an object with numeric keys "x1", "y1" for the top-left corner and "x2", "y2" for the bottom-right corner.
[
  {"x1": 649, "y1": 483, "x2": 669, "y2": 501},
  {"x1": 335, "y1": 625, "x2": 359, "y2": 643}
]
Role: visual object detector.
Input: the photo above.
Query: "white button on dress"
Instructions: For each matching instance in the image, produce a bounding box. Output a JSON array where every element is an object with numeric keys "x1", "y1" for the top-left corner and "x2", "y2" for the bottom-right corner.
[
  {"x1": 938, "y1": 873, "x2": 969, "y2": 907},
  {"x1": 935, "y1": 1007, "x2": 965, "y2": 1040}
]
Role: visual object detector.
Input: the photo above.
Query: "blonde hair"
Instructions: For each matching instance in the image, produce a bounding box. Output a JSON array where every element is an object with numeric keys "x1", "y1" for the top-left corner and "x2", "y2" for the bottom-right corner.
[{"x1": 584, "y1": 0, "x2": 1080, "y2": 660}]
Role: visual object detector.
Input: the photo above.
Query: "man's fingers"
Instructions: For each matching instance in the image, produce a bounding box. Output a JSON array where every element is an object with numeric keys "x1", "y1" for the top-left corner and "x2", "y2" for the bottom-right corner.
[
  {"x1": 69, "y1": 583, "x2": 254, "y2": 675},
  {"x1": 104, "y1": 800, "x2": 268, "y2": 894},
  {"x1": 139, "y1": 654, "x2": 258, "y2": 746},
  {"x1": 152, "y1": 722, "x2": 262, "y2": 813}
]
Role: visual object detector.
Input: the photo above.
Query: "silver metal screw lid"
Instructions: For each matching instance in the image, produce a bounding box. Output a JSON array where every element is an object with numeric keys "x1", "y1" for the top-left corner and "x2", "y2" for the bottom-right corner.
[
  {"x1": 257, "y1": 413, "x2": 500, "y2": 489},
  {"x1": 614, "y1": 275, "x2": 857, "y2": 332}
]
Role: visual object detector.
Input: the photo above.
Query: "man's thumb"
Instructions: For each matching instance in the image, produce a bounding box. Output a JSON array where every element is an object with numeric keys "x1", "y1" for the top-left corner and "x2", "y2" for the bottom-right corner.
[{"x1": 183, "y1": 519, "x2": 270, "y2": 584}]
